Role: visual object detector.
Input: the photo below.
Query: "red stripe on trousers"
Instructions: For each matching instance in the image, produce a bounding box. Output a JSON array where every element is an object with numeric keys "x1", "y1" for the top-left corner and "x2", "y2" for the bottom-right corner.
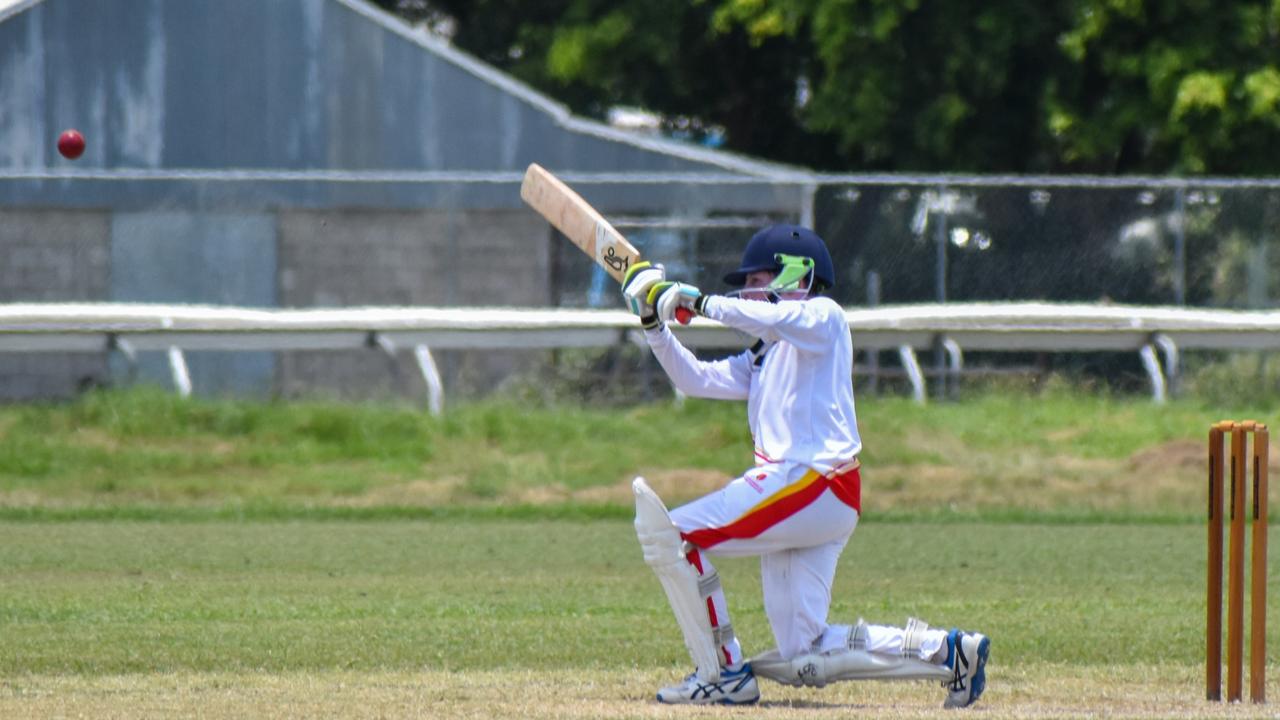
[{"x1": 682, "y1": 465, "x2": 861, "y2": 550}]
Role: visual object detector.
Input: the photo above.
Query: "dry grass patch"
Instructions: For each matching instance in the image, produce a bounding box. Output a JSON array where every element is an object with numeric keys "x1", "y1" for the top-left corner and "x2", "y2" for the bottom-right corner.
[
  {"x1": 337, "y1": 435, "x2": 1248, "y2": 515},
  {"x1": 0, "y1": 489, "x2": 45, "y2": 508},
  {"x1": 1, "y1": 666, "x2": 1275, "y2": 720},
  {"x1": 340, "y1": 477, "x2": 467, "y2": 506},
  {"x1": 574, "y1": 469, "x2": 730, "y2": 505},
  {"x1": 66, "y1": 428, "x2": 239, "y2": 458},
  {"x1": 338, "y1": 467, "x2": 732, "y2": 507},
  {"x1": 861, "y1": 438, "x2": 1226, "y2": 515}
]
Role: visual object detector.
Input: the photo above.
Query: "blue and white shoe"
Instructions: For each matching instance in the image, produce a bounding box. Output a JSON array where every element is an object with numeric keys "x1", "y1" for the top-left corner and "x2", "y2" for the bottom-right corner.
[
  {"x1": 941, "y1": 629, "x2": 990, "y2": 708},
  {"x1": 656, "y1": 664, "x2": 760, "y2": 705}
]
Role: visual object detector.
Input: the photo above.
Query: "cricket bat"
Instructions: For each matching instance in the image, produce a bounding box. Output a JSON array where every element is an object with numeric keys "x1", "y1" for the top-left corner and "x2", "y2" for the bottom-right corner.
[{"x1": 520, "y1": 163, "x2": 693, "y2": 324}]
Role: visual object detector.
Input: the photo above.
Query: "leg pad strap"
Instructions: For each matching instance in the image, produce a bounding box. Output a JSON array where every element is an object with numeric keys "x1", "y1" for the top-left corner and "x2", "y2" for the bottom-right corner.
[{"x1": 903, "y1": 617, "x2": 930, "y2": 657}]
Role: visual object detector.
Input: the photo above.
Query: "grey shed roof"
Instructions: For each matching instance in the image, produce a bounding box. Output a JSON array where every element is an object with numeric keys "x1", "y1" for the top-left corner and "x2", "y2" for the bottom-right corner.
[{"x1": 0, "y1": 0, "x2": 808, "y2": 180}]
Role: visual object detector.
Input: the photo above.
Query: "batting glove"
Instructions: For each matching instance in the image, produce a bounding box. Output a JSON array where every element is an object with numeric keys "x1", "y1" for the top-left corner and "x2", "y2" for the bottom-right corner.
[
  {"x1": 621, "y1": 261, "x2": 666, "y2": 326},
  {"x1": 648, "y1": 281, "x2": 707, "y2": 326}
]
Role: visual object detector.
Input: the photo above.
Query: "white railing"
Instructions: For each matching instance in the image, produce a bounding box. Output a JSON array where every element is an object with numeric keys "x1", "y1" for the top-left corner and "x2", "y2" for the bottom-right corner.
[{"x1": 3, "y1": 302, "x2": 1279, "y2": 410}]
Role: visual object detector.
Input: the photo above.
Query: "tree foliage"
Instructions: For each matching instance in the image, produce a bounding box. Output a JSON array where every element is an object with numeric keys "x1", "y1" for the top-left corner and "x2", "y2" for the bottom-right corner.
[
  {"x1": 1049, "y1": 0, "x2": 1280, "y2": 173},
  {"x1": 370, "y1": 0, "x2": 1280, "y2": 175}
]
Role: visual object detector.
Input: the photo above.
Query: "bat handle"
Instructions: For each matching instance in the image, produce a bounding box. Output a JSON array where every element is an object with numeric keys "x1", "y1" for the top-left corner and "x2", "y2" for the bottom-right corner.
[{"x1": 675, "y1": 307, "x2": 694, "y2": 325}]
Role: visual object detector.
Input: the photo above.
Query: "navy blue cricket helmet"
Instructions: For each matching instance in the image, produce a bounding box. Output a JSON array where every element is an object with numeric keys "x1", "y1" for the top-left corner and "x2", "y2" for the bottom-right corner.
[{"x1": 723, "y1": 224, "x2": 835, "y2": 291}]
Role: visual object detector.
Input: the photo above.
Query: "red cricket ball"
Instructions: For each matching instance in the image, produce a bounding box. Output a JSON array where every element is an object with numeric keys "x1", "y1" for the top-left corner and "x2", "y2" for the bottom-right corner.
[{"x1": 57, "y1": 129, "x2": 85, "y2": 160}]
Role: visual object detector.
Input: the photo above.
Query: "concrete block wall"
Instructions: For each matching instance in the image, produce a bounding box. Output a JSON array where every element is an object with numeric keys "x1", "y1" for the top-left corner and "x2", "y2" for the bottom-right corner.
[
  {"x1": 278, "y1": 208, "x2": 550, "y2": 306},
  {"x1": 0, "y1": 210, "x2": 112, "y2": 400},
  {"x1": 0, "y1": 206, "x2": 558, "y2": 403},
  {"x1": 276, "y1": 207, "x2": 554, "y2": 402},
  {"x1": 0, "y1": 210, "x2": 111, "y2": 301}
]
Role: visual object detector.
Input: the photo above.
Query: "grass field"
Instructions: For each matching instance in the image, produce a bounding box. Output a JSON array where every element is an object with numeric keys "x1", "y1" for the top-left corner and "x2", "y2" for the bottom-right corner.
[
  {"x1": 0, "y1": 388, "x2": 1277, "y2": 717},
  {"x1": 0, "y1": 385, "x2": 1267, "y2": 517},
  {"x1": 1, "y1": 520, "x2": 1276, "y2": 718}
]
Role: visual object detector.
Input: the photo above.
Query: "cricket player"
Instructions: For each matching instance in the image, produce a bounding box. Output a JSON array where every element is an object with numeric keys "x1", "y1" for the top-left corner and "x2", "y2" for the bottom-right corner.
[{"x1": 621, "y1": 224, "x2": 990, "y2": 708}]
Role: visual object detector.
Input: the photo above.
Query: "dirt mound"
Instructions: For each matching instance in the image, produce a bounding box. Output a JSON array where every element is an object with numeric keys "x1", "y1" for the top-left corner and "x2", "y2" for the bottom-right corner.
[{"x1": 1127, "y1": 439, "x2": 1203, "y2": 475}]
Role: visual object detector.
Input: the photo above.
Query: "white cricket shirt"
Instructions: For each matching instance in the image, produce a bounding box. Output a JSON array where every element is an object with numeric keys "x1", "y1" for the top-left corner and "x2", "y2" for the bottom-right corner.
[{"x1": 644, "y1": 295, "x2": 861, "y2": 473}]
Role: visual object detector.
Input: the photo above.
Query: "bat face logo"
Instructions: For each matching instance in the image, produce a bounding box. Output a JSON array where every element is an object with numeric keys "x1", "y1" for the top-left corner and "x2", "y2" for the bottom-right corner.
[{"x1": 595, "y1": 223, "x2": 630, "y2": 274}]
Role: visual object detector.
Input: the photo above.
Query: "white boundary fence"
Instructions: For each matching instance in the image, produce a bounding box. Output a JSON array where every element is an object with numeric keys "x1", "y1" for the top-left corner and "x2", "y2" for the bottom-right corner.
[{"x1": 3, "y1": 302, "x2": 1279, "y2": 411}]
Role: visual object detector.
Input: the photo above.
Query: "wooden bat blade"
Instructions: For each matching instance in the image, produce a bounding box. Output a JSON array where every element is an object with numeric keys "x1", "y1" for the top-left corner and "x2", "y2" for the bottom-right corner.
[{"x1": 520, "y1": 163, "x2": 639, "y2": 283}]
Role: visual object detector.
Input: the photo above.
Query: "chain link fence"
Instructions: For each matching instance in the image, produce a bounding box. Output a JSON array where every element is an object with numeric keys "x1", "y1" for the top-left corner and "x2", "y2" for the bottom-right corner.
[{"x1": 3, "y1": 171, "x2": 1279, "y2": 402}]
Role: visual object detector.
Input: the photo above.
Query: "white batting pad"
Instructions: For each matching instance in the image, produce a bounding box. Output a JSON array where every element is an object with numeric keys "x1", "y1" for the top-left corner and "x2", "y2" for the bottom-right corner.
[
  {"x1": 633, "y1": 476, "x2": 721, "y2": 683},
  {"x1": 749, "y1": 646, "x2": 952, "y2": 687}
]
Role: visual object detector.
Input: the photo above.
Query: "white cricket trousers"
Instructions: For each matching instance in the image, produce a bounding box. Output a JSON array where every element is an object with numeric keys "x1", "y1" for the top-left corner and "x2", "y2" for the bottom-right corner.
[{"x1": 669, "y1": 460, "x2": 861, "y2": 664}]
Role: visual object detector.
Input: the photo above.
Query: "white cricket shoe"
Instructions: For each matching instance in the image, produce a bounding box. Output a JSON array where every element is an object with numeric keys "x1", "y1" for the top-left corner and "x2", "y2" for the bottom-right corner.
[
  {"x1": 942, "y1": 630, "x2": 990, "y2": 708},
  {"x1": 656, "y1": 664, "x2": 760, "y2": 705}
]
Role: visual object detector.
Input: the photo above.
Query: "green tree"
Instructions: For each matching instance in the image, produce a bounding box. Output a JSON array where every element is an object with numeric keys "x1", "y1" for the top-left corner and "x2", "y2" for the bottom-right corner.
[
  {"x1": 372, "y1": 0, "x2": 832, "y2": 164},
  {"x1": 1049, "y1": 0, "x2": 1280, "y2": 173},
  {"x1": 369, "y1": 0, "x2": 1280, "y2": 175},
  {"x1": 717, "y1": 0, "x2": 1077, "y2": 171}
]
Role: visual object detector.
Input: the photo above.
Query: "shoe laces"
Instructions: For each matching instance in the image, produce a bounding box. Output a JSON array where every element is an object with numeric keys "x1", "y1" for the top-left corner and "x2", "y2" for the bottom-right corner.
[{"x1": 944, "y1": 638, "x2": 969, "y2": 691}]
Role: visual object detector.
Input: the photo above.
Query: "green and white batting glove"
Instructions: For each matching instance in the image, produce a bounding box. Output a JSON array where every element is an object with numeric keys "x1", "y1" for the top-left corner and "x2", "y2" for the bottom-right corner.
[
  {"x1": 648, "y1": 281, "x2": 708, "y2": 326},
  {"x1": 622, "y1": 261, "x2": 666, "y2": 328}
]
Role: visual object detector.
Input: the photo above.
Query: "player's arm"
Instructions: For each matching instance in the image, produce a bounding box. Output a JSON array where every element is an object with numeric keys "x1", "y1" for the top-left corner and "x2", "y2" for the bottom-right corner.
[
  {"x1": 644, "y1": 325, "x2": 752, "y2": 400},
  {"x1": 701, "y1": 295, "x2": 844, "y2": 354},
  {"x1": 646, "y1": 279, "x2": 843, "y2": 354},
  {"x1": 621, "y1": 269, "x2": 751, "y2": 398}
]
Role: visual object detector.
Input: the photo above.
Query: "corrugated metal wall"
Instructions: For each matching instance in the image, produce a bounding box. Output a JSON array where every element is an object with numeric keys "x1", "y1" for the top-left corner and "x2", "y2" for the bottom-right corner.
[{"x1": 0, "y1": 0, "x2": 777, "y2": 175}]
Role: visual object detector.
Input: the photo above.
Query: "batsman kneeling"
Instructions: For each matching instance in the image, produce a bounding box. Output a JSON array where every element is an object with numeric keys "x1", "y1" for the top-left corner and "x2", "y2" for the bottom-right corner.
[{"x1": 623, "y1": 225, "x2": 990, "y2": 708}]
